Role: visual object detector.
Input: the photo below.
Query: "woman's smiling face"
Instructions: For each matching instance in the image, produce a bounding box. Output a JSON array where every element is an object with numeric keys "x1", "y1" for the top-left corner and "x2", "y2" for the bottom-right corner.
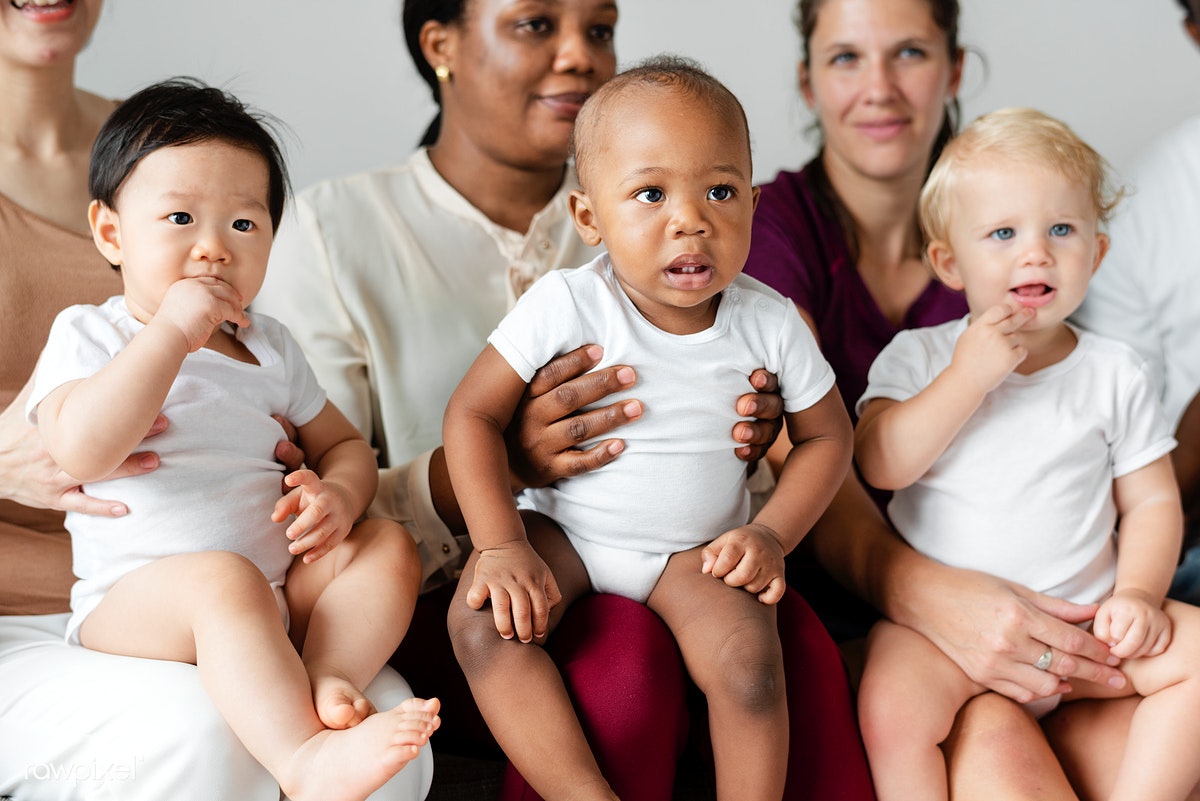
[
  {"x1": 800, "y1": 0, "x2": 962, "y2": 185},
  {"x1": 0, "y1": 0, "x2": 102, "y2": 68},
  {"x1": 435, "y1": 0, "x2": 618, "y2": 170}
]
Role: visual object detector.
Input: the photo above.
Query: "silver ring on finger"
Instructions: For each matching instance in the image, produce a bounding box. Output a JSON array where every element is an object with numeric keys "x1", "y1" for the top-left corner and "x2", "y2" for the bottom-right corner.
[{"x1": 1033, "y1": 648, "x2": 1053, "y2": 671}]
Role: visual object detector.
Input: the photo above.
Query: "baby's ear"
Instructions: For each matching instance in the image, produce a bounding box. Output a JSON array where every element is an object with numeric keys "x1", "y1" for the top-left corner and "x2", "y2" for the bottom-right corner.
[
  {"x1": 88, "y1": 200, "x2": 124, "y2": 267},
  {"x1": 926, "y1": 240, "x2": 964, "y2": 291},
  {"x1": 1092, "y1": 231, "x2": 1110, "y2": 275},
  {"x1": 569, "y1": 189, "x2": 603, "y2": 247}
]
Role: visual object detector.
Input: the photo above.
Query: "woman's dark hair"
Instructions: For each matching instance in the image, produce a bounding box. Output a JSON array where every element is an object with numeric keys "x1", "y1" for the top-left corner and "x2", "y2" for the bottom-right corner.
[
  {"x1": 89, "y1": 77, "x2": 290, "y2": 232},
  {"x1": 402, "y1": 0, "x2": 471, "y2": 146},
  {"x1": 796, "y1": 0, "x2": 962, "y2": 262}
]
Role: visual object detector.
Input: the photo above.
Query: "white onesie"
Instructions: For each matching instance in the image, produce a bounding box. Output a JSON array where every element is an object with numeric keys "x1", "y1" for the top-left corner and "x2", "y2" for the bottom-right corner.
[
  {"x1": 489, "y1": 254, "x2": 835, "y2": 601},
  {"x1": 28, "y1": 297, "x2": 327, "y2": 643},
  {"x1": 858, "y1": 317, "x2": 1176, "y2": 605}
]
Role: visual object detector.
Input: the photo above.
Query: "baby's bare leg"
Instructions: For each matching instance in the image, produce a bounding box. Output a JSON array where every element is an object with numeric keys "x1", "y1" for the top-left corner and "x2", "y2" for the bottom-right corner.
[
  {"x1": 1096, "y1": 600, "x2": 1200, "y2": 801},
  {"x1": 447, "y1": 512, "x2": 617, "y2": 801},
  {"x1": 80, "y1": 551, "x2": 439, "y2": 801},
  {"x1": 286, "y1": 519, "x2": 421, "y2": 729},
  {"x1": 950, "y1": 693, "x2": 1081, "y2": 801},
  {"x1": 857, "y1": 620, "x2": 985, "y2": 801},
  {"x1": 647, "y1": 546, "x2": 786, "y2": 801}
]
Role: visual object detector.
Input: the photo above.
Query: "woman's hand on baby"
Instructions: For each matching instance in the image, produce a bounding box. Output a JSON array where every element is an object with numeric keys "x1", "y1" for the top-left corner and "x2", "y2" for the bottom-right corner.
[
  {"x1": 733, "y1": 369, "x2": 784, "y2": 462},
  {"x1": 505, "y1": 345, "x2": 641, "y2": 491},
  {"x1": 949, "y1": 302, "x2": 1034, "y2": 395},
  {"x1": 505, "y1": 346, "x2": 783, "y2": 490},
  {"x1": 467, "y1": 539, "x2": 562, "y2": 643},
  {"x1": 0, "y1": 379, "x2": 165, "y2": 516},
  {"x1": 273, "y1": 468, "x2": 356, "y2": 563},
  {"x1": 1094, "y1": 589, "x2": 1172, "y2": 660},
  {"x1": 901, "y1": 563, "x2": 1127, "y2": 702},
  {"x1": 154, "y1": 276, "x2": 249, "y2": 353},
  {"x1": 701, "y1": 524, "x2": 787, "y2": 604}
]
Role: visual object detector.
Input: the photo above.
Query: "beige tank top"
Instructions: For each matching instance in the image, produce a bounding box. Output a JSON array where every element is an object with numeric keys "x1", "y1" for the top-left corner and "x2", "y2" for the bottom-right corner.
[{"x1": 0, "y1": 191, "x2": 122, "y2": 614}]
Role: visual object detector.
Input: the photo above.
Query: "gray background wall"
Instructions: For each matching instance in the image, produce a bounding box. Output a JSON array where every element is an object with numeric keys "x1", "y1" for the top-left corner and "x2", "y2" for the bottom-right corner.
[{"x1": 79, "y1": 1, "x2": 1200, "y2": 190}]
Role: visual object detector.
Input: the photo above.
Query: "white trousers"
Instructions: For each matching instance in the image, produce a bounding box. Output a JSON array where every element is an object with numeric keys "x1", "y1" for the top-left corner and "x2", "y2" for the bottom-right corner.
[{"x1": 0, "y1": 614, "x2": 433, "y2": 801}]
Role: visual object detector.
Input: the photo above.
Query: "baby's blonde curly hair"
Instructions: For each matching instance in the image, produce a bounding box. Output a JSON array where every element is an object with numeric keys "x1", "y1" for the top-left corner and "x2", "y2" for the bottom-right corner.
[{"x1": 919, "y1": 107, "x2": 1123, "y2": 248}]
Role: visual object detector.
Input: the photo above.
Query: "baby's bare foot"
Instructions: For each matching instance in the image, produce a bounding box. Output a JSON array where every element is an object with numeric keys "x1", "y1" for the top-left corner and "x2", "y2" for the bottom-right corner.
[
  {"x1": 281, "y1": 696, "x2": 440, "y2": 801},
  {"x1": 309, "y1": 666, "x2": 376, "y2": 729}
]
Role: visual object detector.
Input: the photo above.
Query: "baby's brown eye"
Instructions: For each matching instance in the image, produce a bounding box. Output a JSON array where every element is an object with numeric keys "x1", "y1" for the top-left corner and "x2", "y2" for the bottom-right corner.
[
  {"x1": 232, "y1": 219, "x2": 254, "y2": 232},
  {"x1": 167, "y1": 212, "x2": 192, "y2": 225}
]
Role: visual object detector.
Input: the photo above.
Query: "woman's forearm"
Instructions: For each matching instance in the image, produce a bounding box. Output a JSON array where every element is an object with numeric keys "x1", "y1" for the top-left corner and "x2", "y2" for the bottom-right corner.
[{"x1": 803, "y1": 469, "x2": 921, "y2": 617}]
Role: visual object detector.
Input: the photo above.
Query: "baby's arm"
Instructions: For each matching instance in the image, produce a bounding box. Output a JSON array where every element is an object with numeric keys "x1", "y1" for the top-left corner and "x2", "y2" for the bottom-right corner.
[
  {"x1": 855, "y1": 303, "x2": 1032, "y2": 490},
  {"x1": 444, "y1": 344, "x2": 561, "y2": 641},
  {"x1": 38, "y1": 277, "x2": 247, "y2": 481},
  {"x1": 703, "y1": 387, "x2": 852, "y2": 604},
  {"x1": 1094, "y1": 455, "x2": 1183, "y2": 659},
  {"x1": 272, "y1": 401, "x2": 379, "y2": 562}
]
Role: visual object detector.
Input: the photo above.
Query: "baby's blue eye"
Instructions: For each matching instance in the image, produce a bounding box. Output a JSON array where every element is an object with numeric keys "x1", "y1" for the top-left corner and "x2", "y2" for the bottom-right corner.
[
  {"x1": 232, "y1": 219, "x2": 254, "y2": 232},
  {"x1": 1050, "y1": 223, "x2": 1072, "y2": 237},
  {"x1": 167, "y1": 212, "x2": 193, "y2": 225},
  {"x1": 708, "y1": 185, "x2": 734, "y2": 201},
  {"x1": 635, "y1": 187, "x2": 664, "y2": 204},
  {"x1": 990, "y1": 227, "x2": 1015, "y2": 241}
]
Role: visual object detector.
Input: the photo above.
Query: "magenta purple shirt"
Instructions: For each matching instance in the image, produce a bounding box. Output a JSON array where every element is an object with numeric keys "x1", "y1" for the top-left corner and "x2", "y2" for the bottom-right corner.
[{"x1": 745, "y1": 161, "x2": 968, "y2": 422}]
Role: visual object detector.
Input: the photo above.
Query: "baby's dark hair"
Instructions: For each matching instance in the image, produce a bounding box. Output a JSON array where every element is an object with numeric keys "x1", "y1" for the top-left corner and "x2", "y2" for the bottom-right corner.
[
  {"x1": 89, "y1": 77, "x2": 290, "y2": 231},
  {"x1": 570, "y1": 55, "x2": 751, "y2": 189}
]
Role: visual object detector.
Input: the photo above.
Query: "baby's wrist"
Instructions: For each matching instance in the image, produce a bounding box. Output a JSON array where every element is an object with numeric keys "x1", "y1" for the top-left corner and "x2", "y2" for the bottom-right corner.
[{"x1": 1110, "y1": 586, "x2": 1161, "y2": 607}]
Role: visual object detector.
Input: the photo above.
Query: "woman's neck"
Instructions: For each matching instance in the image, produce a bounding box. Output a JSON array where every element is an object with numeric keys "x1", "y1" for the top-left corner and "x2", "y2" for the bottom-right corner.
[
  {"x1": 0, "y1": 59, "x2": 110, "y2": 234},
  {"x1": 0, "y1": 59, "x2": 88, "y2": 154},
  {"x1": 821, "y1": 151, "x2": 936, "y2": 327},
  {"x1": 823, "y1": 152, "x2": 925, "y2": 271},
  {"x1": 426, "y1": 130, "x2": 567, "y2": 235}
]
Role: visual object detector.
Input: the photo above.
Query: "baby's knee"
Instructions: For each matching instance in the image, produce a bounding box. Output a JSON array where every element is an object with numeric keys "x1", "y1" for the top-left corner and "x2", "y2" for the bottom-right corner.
[
  {"x1": 446, "y1": 603, "x2": 509, "y2": 679},
  {"x1": 178, "y1": 551, "x2": 276, "y2": 611},
  {"x1": 709, "y1": 629, "x2": 785, "y2": 715},
  {"x1": 350, "y1": 519, "x2": 421, "y2": 579}
]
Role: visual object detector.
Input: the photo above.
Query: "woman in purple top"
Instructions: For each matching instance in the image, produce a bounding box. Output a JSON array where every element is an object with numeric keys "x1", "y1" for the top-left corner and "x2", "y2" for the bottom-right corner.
[{"x1": 748, "y1": 0, "x2": 1144, "y2": 798}]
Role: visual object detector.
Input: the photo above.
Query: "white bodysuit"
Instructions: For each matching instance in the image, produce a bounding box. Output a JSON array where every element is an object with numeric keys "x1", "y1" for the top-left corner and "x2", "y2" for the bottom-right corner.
[
  {"x1": 29, "y1": 297, "x2": 327, "y2": 643},
  {"x1": 490, "y1": 254, "x2": 835, "y2": 601},
  {"x1": 858, "y1": 318, "x2": 1176, "y2": 605}
]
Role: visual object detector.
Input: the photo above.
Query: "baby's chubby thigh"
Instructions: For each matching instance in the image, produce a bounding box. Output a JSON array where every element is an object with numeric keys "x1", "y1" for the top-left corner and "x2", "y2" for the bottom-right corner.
[{"x1": 858, "y1": 620, "x2": 987, "y2": 751}]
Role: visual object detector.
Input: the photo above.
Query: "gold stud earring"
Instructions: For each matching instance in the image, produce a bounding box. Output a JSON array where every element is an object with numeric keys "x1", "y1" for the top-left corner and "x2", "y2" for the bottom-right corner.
[{"x1": 435, "y1": 64, "x2": 451, "y2": 84}]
